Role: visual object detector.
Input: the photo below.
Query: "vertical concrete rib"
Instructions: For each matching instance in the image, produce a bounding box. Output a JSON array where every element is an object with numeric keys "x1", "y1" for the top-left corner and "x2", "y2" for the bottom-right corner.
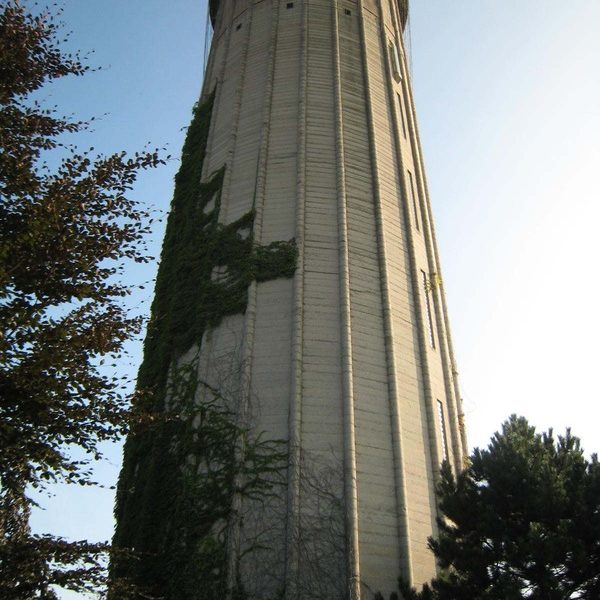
[
  {"x1": 222, "y1": 9, "x2": 256, "y2": 593},
  {"x1": 373, "y1": 16, "x2": 444, "y2": 497},
  {"x1": 388, "y1": 1, "x2": 463, "y2": 474},
  {"x1": 401, "y1": 63, "x2": 468, "y2": 465},
  {"x1": 356, "y1": 0, "x2": 412, "y2": 584},
  {"x1": 387, "y1": 0, "x2": 402, "y2": 41},
  {"x1": 201, "y1": 7, "x2": 217, "y2": 96},
  {"x1": 332, "y1": 3, "x2": 360, "y2": 598},
  {"x1": 218, "y1": 11, "x2": 253, "y2": 225},
  {"x1": 194, "y1": 9, "x2": 238, "y2": 394},
  {"x1": 373, "y1": 28, "x2": 443, "y2": 546},
  {"x1": 285, "y1": 0, "x2": 307, "y2": 593},
  {"x1": 408, "y1": 130, "x2": 463, "y2": 471},
  {"x1": 200, "y1": 16, "x2": 233, "y2": 179},
  {"x1": 244, "y1": 0, "x2": 279, "y2": 396}
]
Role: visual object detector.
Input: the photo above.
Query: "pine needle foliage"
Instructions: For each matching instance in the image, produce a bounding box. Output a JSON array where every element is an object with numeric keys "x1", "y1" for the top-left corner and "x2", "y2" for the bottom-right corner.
[{"x1": 396, "y1": 415, "x2": 600, "y2": 600}]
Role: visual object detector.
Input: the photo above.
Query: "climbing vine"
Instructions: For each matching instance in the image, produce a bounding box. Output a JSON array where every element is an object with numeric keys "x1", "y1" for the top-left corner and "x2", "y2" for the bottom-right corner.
[{"x1": 111, "y1": 90, "x2": 296, "y2": 599}]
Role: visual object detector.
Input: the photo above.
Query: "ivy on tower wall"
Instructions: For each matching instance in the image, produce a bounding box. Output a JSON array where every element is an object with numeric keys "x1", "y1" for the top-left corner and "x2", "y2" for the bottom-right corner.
[{"x1": 111, "y1": 90, "x2": 295, "y2": 599}]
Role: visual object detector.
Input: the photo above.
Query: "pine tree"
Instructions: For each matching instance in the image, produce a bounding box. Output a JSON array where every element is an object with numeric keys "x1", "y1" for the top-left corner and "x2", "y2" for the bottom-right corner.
[{"x1": 398, "y1": 415, "x2": 600, "y2": 599}]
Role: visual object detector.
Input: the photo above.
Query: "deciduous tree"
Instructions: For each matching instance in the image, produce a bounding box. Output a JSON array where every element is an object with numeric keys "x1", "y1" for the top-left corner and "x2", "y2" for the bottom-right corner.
[{"x1": 0, "y1": 2, "x2": 163, "y2": 596}]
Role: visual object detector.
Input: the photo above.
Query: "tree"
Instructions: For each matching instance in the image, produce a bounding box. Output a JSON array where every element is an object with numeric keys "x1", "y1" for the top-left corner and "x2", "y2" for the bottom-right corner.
[
  {"x1": 397, "y1": 415, "x2": 600, "y2": 600},
  {"x1": 0, "y1": 2, "x2": 164, "y2": 597}
]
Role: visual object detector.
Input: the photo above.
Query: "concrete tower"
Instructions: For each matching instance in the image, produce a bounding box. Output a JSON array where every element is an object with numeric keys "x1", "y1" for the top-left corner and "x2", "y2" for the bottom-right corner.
[{"x1": 114, "y1": 0, "x2": 467, "y2": 598}]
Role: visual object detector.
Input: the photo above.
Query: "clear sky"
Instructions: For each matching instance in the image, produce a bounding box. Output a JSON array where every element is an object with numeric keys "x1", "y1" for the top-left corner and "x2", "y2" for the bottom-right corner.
[
  {"x1": 22, "y1": 1, "x2": 600, "y2": 597},
  {"x1": 409, "y1": 0, "x2": 600, "y2": 454}
]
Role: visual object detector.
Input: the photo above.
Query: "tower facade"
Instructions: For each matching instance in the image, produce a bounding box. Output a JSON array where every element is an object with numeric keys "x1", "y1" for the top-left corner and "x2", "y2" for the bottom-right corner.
[{"x1": 114, "y1": 0, "x2": 467, "y2": 598}]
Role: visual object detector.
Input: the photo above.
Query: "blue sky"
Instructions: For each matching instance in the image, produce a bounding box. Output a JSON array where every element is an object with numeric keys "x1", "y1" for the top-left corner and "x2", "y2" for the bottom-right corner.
[
  {"x1": 410, "y1": 1, "x2": 600, "y2": 455},
  {"x1": 21, "y1": 1, "x2": 600, "y2": 597}
]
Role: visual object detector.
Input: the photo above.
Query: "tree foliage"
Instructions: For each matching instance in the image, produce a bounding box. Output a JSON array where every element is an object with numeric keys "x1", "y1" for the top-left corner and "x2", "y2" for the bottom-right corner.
[
  {"x1": 0, "y1": 2, "x2": 164, "y2": 596},
  {"x1": 398, "y1": 415, "x2": 600, "y2": 600}
]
